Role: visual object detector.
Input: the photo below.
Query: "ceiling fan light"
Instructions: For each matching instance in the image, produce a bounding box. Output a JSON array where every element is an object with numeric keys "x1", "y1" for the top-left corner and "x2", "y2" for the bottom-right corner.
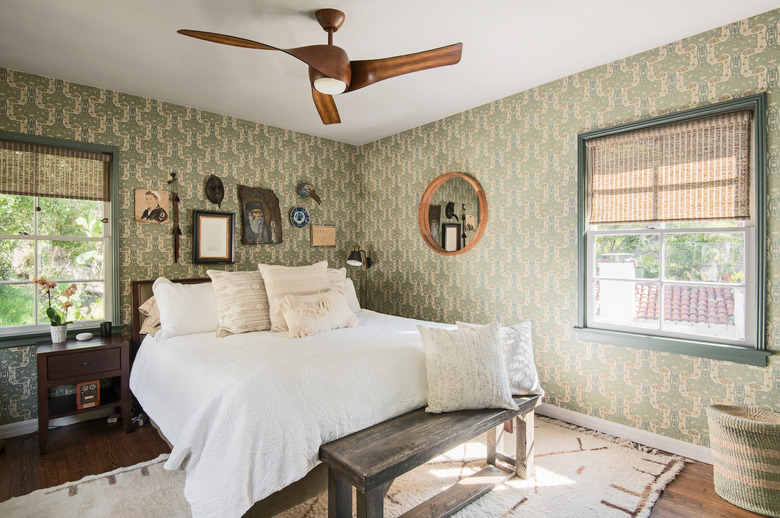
[{"x1": 314, "y1": 77, "x2": 347, "y2": 95}]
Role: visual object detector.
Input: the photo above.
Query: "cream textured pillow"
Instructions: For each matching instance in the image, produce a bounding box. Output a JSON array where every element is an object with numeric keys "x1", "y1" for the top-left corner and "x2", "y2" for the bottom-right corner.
[
  {"x1": 258, "y1": 261, "x2": 332, "y2": 332},
  {"x1": 418, "y1": 322, "x2": 518, "y2": 413},
  {"x1": 207, "y1": 270, "x2": 271, "y2": 337},
  {"x1": 457, "y1": 321, "x2": 543, "y2": 396},
  {"x1": 152, "y1": 278, "x2": 218, "y2": 339},
  {"x1": 278, "y1": 289, "x2": 357, "y2": 338},
  {"x1": 138, "y1": 296, "x2": 161, "y2": 337}
]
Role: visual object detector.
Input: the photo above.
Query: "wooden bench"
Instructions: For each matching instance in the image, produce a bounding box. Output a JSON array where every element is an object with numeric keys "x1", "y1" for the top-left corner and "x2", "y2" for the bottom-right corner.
[{"x1": 319, "y1": 394, "x2": 541, "y2": 518}]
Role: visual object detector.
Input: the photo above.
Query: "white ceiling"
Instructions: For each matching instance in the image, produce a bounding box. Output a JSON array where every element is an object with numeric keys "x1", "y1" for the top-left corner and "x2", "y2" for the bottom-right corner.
[{"x1": 0, "y1": 0, "x2": 776, "y2": 146}]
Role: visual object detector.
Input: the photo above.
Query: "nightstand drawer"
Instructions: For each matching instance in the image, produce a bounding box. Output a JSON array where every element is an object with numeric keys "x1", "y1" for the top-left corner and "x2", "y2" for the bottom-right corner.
[{"x1": 47, "y1": 348, "x2": 121, "y2": 380}]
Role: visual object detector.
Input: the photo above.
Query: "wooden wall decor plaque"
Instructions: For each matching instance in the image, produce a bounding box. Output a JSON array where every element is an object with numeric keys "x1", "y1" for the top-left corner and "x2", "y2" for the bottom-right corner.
[{"x1": 311, "y1": 225, "x2": 336, "y2": 247}]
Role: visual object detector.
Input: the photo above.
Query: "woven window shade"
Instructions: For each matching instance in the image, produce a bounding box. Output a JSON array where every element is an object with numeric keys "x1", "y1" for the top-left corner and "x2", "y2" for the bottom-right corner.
[
  {"x1": 0, "y1": 140, "x2": 111, "y2": 201},
  {"x1": 587, "y1": 110, "x2": 752, "y2": 224}
]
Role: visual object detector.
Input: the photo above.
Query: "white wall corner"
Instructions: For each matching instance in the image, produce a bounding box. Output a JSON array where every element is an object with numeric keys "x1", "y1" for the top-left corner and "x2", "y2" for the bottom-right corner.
[{"x1": 537, "y1": 403, "x2": 714, "y2": 464}]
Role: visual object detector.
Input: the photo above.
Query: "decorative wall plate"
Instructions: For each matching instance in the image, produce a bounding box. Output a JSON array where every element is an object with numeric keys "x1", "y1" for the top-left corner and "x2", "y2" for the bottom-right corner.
[{"x1": 290, "y1": 206, "x2": 310, "y2": 228}]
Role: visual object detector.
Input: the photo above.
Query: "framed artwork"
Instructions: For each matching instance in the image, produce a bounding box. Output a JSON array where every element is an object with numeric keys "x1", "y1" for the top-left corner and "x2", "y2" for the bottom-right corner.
[
  {"x1": 464, "y1": 214, "x2": 476, "y2": 233},
  {"x1": 311, "y1": 225, "x2": 336, "y2": 247},
  {"x1": 193, "y1": 210, "x2": 235, "y2": 264},
  {"x1": 442, "y1": 223, "x2": 461, "y2": 252},
  {"x1": 239, "y1": 186, "x2": 282, "y2": 245},
  {"x1": 429, "y1": 204, "x2": 441, "y2": 245},
  {"x1": 134, "y1": 189, "x2": 170, "y2": 224}
]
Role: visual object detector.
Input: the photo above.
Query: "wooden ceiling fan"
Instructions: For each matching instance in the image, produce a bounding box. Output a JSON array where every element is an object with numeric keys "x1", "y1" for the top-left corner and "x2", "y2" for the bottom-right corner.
[{"x1": 178, "y1": 8, "x2": 463, "y2": 125}]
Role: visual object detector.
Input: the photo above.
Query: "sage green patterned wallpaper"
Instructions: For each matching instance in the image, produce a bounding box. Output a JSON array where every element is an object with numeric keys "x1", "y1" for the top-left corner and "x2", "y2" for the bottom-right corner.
[
  {"x1": 1, "y1": 9, "x2": 779, "y2": 448},
  {"x1": 361, "y1": 9, "x2": 779, "y2": 446},
  {"x1": 0, "y1": 68, "x2": 361, "y2": 426}
]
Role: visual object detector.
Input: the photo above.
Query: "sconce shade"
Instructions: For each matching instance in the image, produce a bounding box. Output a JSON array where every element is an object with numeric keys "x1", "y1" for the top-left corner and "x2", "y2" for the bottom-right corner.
[
  {"x1": 346, "y1": 245, "x2": 372, "y2": 268},
  {"x1": 347, "y1": 249, "x2": 363, "y2": 266}
]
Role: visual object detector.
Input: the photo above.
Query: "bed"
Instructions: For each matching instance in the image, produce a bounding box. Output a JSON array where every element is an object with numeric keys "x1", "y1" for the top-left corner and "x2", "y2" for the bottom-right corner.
[
  {"x1": 129, "y1": 266, "x2": 542, "y2": 518},
  {"x1": 129, "y1": 275, "x2": 455, "y2": 517}
]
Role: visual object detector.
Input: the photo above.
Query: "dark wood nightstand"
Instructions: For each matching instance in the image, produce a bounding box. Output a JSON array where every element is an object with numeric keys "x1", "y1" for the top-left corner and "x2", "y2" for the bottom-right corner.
[{"x1": 36, "y1": 335, "x2": 132, "y2": 454}]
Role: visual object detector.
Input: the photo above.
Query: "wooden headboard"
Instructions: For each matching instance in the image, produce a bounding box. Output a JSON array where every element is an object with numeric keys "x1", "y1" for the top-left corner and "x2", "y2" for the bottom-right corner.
[{"x1": 130, "y1": 278, "x2": 209, "y2": 348}]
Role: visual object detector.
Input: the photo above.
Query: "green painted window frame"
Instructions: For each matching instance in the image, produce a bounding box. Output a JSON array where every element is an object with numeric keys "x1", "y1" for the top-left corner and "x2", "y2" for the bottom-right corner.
[
  {"x1": 0, "y1": 131, "x2": 120, "y2": 349},
  {"x1": 575, "y1": 94, "x2": 770, "y2": 367}
]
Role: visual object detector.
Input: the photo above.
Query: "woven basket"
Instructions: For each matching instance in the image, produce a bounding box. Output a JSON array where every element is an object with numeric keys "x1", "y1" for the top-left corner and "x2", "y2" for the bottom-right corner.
[{"x1": 707, "y1": 405, "x2": 780, "y2": 517}]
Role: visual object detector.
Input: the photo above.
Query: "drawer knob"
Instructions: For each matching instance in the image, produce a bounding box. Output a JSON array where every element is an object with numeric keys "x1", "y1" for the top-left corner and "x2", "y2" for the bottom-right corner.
[{"x1": 83, "y1": 361, "x2": 90, "y2": 366}]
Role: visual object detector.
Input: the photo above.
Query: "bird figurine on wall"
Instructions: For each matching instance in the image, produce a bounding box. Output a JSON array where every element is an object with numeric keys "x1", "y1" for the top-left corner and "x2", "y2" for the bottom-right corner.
[{"x1": 297, "y1": 183, "x2": 321, "y2": 205}]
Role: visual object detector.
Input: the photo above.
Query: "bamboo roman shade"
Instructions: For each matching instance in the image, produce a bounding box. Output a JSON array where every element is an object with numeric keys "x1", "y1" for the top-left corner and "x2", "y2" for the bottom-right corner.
[
  {"x1": 0, "y1": 139, "x2": 111, "y2": 201},
  {"x1": 587, "y1": 110, "x2": 752, "y2": 224}
]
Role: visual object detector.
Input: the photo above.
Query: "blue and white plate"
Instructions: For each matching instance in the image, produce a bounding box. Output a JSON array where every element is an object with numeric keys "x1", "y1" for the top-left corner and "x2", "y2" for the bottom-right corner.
[{"x1": 290, "y1": 206, "x2": 310, "y2": 228}]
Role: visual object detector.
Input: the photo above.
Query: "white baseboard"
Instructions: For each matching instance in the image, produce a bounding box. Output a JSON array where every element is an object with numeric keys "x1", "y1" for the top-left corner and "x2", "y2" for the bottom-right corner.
[
  {"x1": 537, "y1": 403, "x2": 713, "y2": 464},
  {"x1": 0, "y1": 408, "x2": 114, "y2": 439}
]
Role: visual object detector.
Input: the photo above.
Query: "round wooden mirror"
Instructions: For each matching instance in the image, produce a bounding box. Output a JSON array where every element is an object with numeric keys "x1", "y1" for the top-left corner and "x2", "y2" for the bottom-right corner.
[{"x1": 418, "y1": 172, "x2": 488, "y2": 255}]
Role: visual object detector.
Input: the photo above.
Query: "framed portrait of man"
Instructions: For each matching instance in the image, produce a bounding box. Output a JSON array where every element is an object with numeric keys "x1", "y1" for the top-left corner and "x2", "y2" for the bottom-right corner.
[
  {"x1": 134, "y1": 189, "x2": 170, "y2": 224},
  {"x1": 239, "y1": 185, "x2": 282, "y2": 245},
  {"x1": 429, "y1": 204, "x2": 441, "y2": 246}
]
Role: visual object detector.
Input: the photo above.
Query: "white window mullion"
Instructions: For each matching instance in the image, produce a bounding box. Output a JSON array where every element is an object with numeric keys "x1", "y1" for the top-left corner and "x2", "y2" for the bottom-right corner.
[{"x1": 33, "y1": 195, "x2": 40, "y2": 325}]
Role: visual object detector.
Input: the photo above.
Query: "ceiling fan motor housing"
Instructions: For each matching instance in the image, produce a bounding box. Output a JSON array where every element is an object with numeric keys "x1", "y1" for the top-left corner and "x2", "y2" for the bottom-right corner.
[{"x1": 315, "y1": 8, "x2": 346, "y2": 34}]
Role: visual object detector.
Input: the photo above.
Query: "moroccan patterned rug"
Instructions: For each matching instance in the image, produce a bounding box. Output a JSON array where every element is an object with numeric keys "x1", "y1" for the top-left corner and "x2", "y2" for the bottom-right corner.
[{"x1": 0, "y1": 417, "x2": 685, "y2": 517}]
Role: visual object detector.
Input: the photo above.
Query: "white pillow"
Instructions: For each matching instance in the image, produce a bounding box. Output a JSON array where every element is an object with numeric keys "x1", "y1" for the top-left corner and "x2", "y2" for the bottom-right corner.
[
  {"x1": 258, "y1": 261, "x2": 332, "y2": 332},
  {"x1": 344, "y1": 278, "x2": 361, "y2": 313},
  {"x1": 207, "y1": 270, "x2": 271, "y2": 337},
  {"x1": 418, "y1": 322, "x2": 518, "y2": 413},
  {"x1": 457, "y1": 321, "x2": 543, "y2": 396},
  {"x1": 327, "y1": 267, "x2": 347, "y2": 290},
  {"x1": 278, "y1": 289, "x2": 357, "y2": 339},
  {"x1": 152, "y1": 278, "x2": 218, "y2": 339}
]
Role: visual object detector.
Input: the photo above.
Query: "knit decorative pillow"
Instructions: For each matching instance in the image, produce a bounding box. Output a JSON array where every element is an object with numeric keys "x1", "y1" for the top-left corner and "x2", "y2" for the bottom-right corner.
[{"x1": 418, "y1": 322, "x2": 517, "y2": 413}]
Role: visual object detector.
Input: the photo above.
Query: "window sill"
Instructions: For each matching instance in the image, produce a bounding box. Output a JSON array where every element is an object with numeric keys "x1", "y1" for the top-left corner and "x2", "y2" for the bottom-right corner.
[{"x1": 573, "y1": 327, "x2": 770, "y2": 366}]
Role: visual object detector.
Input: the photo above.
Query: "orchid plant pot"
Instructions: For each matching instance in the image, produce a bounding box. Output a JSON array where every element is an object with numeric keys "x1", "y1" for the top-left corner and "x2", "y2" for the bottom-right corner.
[{"x1": 50, "y1": 324, "x2": 67, "y2": 343}]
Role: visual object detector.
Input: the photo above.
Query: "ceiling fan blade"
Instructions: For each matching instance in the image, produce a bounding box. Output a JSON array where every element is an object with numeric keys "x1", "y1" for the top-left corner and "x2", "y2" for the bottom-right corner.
[
  {"x1": 179, "y1": 31, "x2": 351, "y2": 85},
  {"x1": 285, "y1": 45, "x2": 351, "y2": 85},
  {"x1": 177, "y1": 29, "x2": 277, "y2": 50},
  {"x1": 346, "y1": 42, "x2": 462, "y2": 93},
  {"x1": 311, "y1": 86, "x2": 341, "y2": 125}
]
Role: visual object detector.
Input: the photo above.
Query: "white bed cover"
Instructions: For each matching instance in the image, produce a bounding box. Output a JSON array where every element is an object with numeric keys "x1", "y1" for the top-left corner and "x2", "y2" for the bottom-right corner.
[{"x1": 130, "y1": 310, "x2": 451, "y2": 518}]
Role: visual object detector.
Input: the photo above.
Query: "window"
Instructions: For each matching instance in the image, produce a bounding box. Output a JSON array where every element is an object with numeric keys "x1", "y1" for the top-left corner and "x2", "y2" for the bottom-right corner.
[
  {"x1": 0, "y1": 134, "x2": 118, "y2": 340},
  {"x1": 576, "y1": 95, "x2": 769, "y2": 366}
]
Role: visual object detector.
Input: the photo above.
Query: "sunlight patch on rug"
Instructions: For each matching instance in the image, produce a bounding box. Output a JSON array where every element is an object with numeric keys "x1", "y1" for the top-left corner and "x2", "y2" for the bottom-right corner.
[{"x1": 0, "y1": 417, "x2": 685, "y2": 518}]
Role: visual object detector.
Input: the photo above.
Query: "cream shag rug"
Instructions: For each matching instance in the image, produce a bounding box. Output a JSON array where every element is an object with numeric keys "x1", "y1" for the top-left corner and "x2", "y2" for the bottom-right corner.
[{"x1": 1, "y1": 417, "x2": 685, "y2": 518}]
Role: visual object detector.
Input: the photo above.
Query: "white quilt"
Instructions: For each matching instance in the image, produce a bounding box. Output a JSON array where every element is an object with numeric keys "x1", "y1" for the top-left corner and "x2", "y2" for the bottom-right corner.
[{"x1": 130, "y1": 310, "x2": 452, "y2": 518}]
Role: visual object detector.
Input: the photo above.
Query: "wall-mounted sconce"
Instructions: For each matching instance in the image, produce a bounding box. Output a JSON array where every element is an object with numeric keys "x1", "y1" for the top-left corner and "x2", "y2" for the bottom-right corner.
[{"x1": 346, "y1": 244, "x2": 372, "y2": 307}]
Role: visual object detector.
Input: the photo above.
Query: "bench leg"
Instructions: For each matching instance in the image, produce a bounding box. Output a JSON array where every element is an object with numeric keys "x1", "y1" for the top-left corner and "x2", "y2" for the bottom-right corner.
[
  {"x1": 487, "y1": 426, "x2": 497, "y2": 466},
  {"x1": 328, "y1": 469, "x2": 352, "y2": 518},
  {"x1": 356, "y1": 480, "x2": 392, "y2": 518},
  {"x1": 515, "y1": 410, "x2": 535, "y2": 479}
]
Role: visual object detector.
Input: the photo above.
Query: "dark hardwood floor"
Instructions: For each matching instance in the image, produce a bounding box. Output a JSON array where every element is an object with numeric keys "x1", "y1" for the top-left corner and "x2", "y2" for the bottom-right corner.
[
  {"x1": 0, "y1": 419, "x2": 170, "y2": 502},
  {"x1": 0, "y1": 419, "x2": 764, "y2": 517}
]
